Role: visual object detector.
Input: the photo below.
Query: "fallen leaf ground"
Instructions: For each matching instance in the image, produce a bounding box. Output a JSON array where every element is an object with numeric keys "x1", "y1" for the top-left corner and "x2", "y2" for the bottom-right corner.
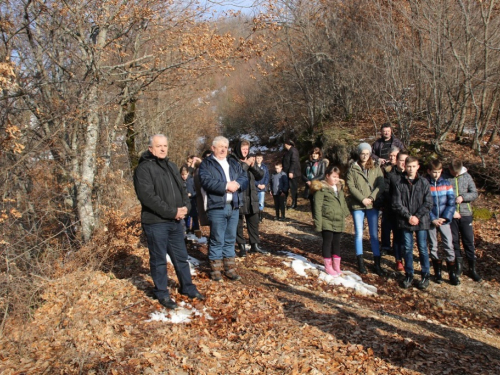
[
  {"x1": 2, "y1": 126, "x2": 500, "y2": 374},
  {"x1": 1, "y1": 194, "x2": 499, "y2": 374}
]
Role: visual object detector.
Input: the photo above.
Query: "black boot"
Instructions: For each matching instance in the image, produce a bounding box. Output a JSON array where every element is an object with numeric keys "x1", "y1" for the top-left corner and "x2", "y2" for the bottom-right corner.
[
  {"x1": 467, "y1": 258, "x2": 482, "y2": 282},
  {"x1": 431, "y1": 258, "x2": 443, "y2": 284},
  {"x1": 238, "y1": 243, "x2": 247, "y2": 258},
  {"x1": 402, "y1": 274, "x2": 413, "y2": 289},
  {"x1": 357, "y1": 255, "x2": 367, "y2": 274},
  {"x1": 259, "y1": 211, "x2": 263, "y2": 223},
  {"x1": 447, "y1": 261, "x2": 460, "y2": 285},
  {"x1": 456, "y1": 257, "x2": 463, "y2": 277},
  {"x1": 417, "y1": 273, "x2": 430, "y2": 290},
  {"x1": 250, "y1": 243, "x2": 270, "y2": 254},
  {"x1": 373, "y1": 256, "x2": 386, "y2": 276}
]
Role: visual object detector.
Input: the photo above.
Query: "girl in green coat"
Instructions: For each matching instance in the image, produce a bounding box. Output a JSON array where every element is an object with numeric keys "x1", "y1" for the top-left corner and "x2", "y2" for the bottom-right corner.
[{"x1": 311, "y1": 166, "x2": 350, "y2": 277}]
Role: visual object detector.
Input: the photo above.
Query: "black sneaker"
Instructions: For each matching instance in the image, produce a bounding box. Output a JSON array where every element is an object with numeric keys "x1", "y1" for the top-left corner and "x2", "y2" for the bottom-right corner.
[
  {"x1": 402, "y1": 274, "x2": 414, "y2": 289},
  {"x1": 417, "y1": 274, "x2": 430, "y2": 290},
  {"x1": 180, "y1": 290, "x2": 206, "y2": 301},
  {"x1": 158, "y1": 298, "x2": 178, "y2": 309}
]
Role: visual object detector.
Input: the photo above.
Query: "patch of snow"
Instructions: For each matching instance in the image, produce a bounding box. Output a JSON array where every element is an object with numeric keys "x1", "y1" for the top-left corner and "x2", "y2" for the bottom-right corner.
[
  {"x1": 280, "y1": 251, "x2": 377, "y2": 296},
  {"x1": 167, "y1": 253, "x2": 202, "y2": 275},
  {"x1": 146, "y1": 301, "x2": 213, "y2": 324}
]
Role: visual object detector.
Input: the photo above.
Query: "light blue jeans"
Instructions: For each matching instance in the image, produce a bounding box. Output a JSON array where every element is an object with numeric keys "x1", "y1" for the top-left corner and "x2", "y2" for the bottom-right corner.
[
  {"x1": 352, "y1": 209, "x2": 380, "y2": 256},
  {"x1": 207, "y1": 204, "x2": 239, "y2": 260},
  {"x1": 257, "y1": 191, "x2": 266, "y2": 211}
]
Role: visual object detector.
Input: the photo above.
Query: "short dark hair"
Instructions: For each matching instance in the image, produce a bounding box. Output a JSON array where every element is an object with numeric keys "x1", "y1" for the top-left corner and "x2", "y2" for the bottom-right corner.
[
  {"x1": 428, "y1": 159, "x2": 443, "y2": 170},
  {"x1": 285, "y1": 139, "x2": 295, "y2": 147},
  {"x1": 256, "y1": 152, "x2": 263, "y2": 157},
  {"x1": 405, "y1": 155, "x2": 419, "y2": 164},
  {"x1": 397, "y1": 150, "x2": 409, "y2": 160},
  {"x1": 381, "y1": 122, "x2": 392, "y2": 131},
  {"x1": 451, "y1": 159, "x2": 463, "y2": 173},
  {"x1": 275, "y1": 162, "x2": 283, "y2": 167},
  {"x1": 179, "y1": 166, "x2": 189, "y2": 174},
  {"x1": 326, "y1": 165, "x2": 341, "y2": 177}
]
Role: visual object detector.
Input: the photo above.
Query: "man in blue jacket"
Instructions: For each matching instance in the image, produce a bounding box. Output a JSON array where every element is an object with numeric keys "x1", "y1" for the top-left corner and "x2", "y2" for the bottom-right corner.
[
  {"x1": 134, "y1": 134, "x2": 204, "y2": 309},
  {"x1": 426, "y1": 159, "x2": 459, "y2": 285},
  {"x1": 199, "y1": 136, "x2": 249, "y2": 281}
]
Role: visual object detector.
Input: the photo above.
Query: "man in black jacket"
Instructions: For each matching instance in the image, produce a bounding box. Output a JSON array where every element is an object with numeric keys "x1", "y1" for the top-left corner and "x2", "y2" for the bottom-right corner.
[
  {"x1": 282, "y1": 140, "x2": 301, "y2": 208},
  {"x1": 372, "y1": 123, "x2": 404, "y2": 165},
  {"x1": 392, "y1": 156, "x2": 433, "y2": 290},
  {"x1": 230, "y1": 140, "x2": 269, "y2": 256},
  {"x1": 134, "y1": 134, "x2": 204, "y2": 309}
]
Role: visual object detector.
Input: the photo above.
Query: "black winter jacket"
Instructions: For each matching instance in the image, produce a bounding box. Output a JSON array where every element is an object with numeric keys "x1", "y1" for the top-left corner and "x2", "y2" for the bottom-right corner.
[
  {"x1": 282, "y1": 146, "x2": 301, "y2": 177},
  {"x1": 229, "y1": 142, "x2": 264, "y2": 215},
  {"x1": 134, "y1": 151, "x2": 190, "y2": 224},
  {"x1": 392, "y1": 173, "x2": 433, "y2": 231}
]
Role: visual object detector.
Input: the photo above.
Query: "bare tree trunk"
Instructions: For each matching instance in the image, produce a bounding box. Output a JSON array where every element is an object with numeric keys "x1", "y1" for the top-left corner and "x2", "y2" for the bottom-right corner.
[{"x1": 77, "y1": 86, "x2": 99, "y2": 242}]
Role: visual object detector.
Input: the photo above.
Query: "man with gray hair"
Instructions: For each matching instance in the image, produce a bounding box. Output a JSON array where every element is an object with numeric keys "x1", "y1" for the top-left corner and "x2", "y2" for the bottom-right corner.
[
  {"x1": 199, "y1": 136, "x2": 249, "y2": 281},
  {"x1": 134, "y1": 134, "x2": 204, "y2": 309}
]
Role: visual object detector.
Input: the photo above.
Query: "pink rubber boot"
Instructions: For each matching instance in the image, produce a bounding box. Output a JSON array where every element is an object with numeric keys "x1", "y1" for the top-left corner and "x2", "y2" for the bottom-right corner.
[
  {"x1": 324, "y1": 258, "x2": 339, "y2": 277},
  {"x1": 332, "y1": 256, "x2": 342, "y2": 276}
]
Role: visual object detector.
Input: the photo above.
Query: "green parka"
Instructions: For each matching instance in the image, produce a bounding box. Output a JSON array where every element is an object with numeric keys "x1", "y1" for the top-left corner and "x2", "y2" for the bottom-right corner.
[
  {"x1": 311, "y1": 180, "x2": 350, "y2": 233},
  {"x1": 346, "y1": 161, "x2": 385, "y2": 211}
]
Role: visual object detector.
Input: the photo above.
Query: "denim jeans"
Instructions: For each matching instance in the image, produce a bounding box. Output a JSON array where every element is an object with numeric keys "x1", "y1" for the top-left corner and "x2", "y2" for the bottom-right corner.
[
  {"x1": 142, "y1": 221, "x2": 197, "y2": 299},
  {"x1": 257, "y1": 191, "x2": 266, "y2": 211},
  {"x1": 352, "y1": 209, "x2": 380, "y2": 256},
  {"x1": 402, "y1": 229, "x2": 430, "y2": 276},
  {"x1": 207, "y1": 204, "x2": 239, "y2": 260}
]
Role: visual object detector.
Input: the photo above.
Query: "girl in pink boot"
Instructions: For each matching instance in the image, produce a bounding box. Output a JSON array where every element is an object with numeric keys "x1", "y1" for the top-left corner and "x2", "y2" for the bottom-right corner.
[{"x1": 311, "y1": 166, "x2": 350, "y2": 277}]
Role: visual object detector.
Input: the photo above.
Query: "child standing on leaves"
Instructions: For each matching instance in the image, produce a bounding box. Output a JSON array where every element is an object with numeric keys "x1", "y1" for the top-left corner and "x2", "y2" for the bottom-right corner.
[
  {"x1": 426, "y1": 159, "x2": 459, "y2": 285},
  {"x1": 392, "y1": 156, "x2": 434, "y2": 290},
  {"x1": 270, "y1": 162, "x2": 289, "y2": 221},
  {"x1": 310, "y1": 166, "x2": 350, "y2": 277}
]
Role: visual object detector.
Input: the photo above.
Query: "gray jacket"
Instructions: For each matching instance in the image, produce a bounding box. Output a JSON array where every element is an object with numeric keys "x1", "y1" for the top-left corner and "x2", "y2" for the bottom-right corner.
[{"x1": 443, "y1": 167, "x2": 477, "y2": 217}]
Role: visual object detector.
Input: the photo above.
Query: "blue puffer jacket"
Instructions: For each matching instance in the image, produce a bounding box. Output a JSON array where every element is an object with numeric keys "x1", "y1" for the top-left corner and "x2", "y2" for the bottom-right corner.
[
  {"x1": 426, "y1": 175, "x2": 456, "y2": 224},
  {"x1": 199, "y1": 154, "x2": 249, "y2": 211}
]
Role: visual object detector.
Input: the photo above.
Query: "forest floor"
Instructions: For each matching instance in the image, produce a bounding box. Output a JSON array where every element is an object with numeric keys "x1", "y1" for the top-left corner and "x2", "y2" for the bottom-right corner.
[
  {"x1": 1, "y1": 124, "x2": 500, "y2": 374},
  {"x1": 1, "y1": 192, "x2": 499, "y2": 374}
]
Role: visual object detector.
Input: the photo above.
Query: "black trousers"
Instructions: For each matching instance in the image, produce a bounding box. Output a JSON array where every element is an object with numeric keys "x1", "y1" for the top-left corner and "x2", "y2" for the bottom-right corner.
[
  {"x1": 273, "y1": 194, "x2": 286, "y2": 217},
  {"x1": 237, "y1": 212, "x2": 260, "y2": 245},
  {"x1": 450, "y1": 216, "x2": 476, "y2": 260},
  {"x1": 142, "y1": 221, "x2": 197, "y2": 300},
  {"x1": 289, "y1": 177, "x2": 299, "y2": 204},
  {"x1": 322, "y1": 230, "x2": 342, "y2": 258}
]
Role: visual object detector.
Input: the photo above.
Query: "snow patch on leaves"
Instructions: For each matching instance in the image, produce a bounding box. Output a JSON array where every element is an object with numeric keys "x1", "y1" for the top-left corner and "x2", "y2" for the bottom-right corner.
[
  {"x1": 146, "y1": 301, "x2": 213, "y2": 324},
  {"x1": 281, "y1": 251, "x2": 377, "y2": 296}
]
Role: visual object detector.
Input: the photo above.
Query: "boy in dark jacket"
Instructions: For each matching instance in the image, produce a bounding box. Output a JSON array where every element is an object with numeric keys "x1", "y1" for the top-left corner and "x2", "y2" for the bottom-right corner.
[
  {"x1": 443, "y1": 159, "x2": 482, "y2": 282},
  {"x1": 392, "y1": 156, "x2": 433, "y2": 290},
  {"x1": 270, "y1": 162, "x2": 289, "y2": 221},
  {"x1": 426, "y1": 159, "x2": 459, "y2": 285}
]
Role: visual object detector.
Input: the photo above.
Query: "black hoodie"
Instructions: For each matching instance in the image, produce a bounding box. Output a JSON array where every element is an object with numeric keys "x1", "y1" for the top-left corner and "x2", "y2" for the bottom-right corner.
[{"x1": 134, "y1": 150, "x2": 191, "y2": 224}]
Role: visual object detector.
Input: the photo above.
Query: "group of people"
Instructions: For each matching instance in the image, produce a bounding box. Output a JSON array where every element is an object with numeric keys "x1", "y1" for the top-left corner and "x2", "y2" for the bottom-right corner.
[
  {"x1": 312, "y1": 123, "x2": 482, "y2": 291},
  {"x1": 133, "y1": 126, "x2": 482, "y2": 309}
]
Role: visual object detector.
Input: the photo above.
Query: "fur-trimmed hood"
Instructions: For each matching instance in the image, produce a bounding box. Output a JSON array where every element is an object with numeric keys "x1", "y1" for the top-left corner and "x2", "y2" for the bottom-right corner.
[{"x1": 310, "y1": 179, "x2": 345, "y2": 195}]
